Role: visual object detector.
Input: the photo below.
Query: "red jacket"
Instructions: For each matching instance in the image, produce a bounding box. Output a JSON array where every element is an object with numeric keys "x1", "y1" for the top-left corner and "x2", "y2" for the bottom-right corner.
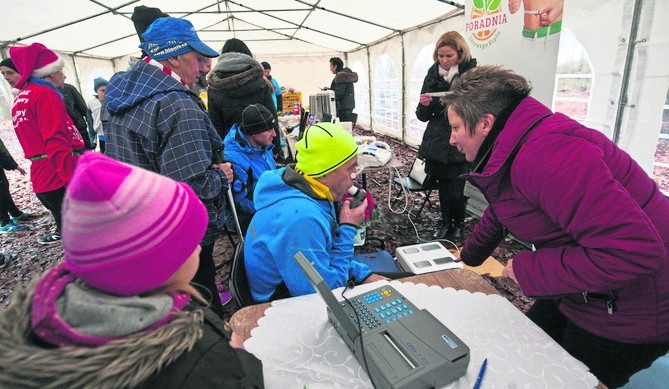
[{"x1": 12, "y1": 83, "x2": 84, "y2": 193}]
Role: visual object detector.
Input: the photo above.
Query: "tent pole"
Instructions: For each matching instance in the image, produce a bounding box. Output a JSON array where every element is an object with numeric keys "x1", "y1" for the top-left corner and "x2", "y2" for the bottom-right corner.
[
  {"x1": 367, "y1": 47, "x2": 373, "y2": 133},
  {"x1": 435, "y1": 0, "x2": 465, "y2": 8},
  {"x1": 293, "y1": 0, "x2": 399, "y2": 33},
  {"x1": 401, "y1": 32, "x2": 407, "y2": 144},
  {"x1": 9, "y1": 0, "x2": 141, "y2": 44},
  {"x1": 612, "y1": 0, "x2": 643, "y2": 144},
  {"x1": 70, "y1": 55, "x2": 84, "y2": 95}
]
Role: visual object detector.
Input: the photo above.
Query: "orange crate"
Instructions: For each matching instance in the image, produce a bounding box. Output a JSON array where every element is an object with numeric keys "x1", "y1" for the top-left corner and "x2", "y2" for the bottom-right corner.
[{"x1": 282, "y1": 92, "x2": 302, "y2": 112}]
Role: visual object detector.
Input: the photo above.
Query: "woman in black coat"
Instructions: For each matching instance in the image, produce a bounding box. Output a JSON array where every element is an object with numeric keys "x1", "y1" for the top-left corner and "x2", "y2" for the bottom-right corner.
[{"x1": 416, "y1": 31, "x2": 477, "y2": 241}]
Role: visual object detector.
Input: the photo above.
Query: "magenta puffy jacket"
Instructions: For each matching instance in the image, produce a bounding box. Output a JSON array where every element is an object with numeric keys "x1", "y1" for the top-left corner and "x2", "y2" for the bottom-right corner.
[{"x1": 462, "y1": 97, "x2": 669, "y2": 344}]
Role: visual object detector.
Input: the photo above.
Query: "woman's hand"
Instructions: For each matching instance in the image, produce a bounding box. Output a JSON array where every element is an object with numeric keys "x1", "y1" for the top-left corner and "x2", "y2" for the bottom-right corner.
[
  {"x1": 540, "y1": 1, "x2": 563, "y2": 26},
  {"x1": 502, "y1": 259, "x2": 518, "y2": 283},
  {"x1": 508, "y1": 0, "x2": 521, "y2": 14},
  {"x1": 419, "y1": 93, "x2": 433, "y2": 107},
  {"x1": 230, "y1": 331, "x2": 245, "y2": 349}
]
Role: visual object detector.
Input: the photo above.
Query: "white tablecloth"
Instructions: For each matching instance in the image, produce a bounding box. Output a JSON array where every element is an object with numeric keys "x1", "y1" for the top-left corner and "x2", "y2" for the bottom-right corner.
[{"x1": 244, "y1": 280, "x2": 598, "y2": 388}]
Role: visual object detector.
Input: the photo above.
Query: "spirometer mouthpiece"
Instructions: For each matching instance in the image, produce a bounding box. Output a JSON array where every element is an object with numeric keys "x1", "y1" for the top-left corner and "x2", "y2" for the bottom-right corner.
[{"x1": 348, "y1": 186, "x2": 366, "y2": 208}]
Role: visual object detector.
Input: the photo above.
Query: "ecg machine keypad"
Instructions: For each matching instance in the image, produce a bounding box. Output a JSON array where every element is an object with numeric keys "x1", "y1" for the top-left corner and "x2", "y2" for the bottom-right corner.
[{"x1": 343, "y1": 288, "x2": 415, "y2": 330}]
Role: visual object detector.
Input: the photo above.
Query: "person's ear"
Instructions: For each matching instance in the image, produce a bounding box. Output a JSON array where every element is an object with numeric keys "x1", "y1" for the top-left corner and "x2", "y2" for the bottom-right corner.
[
  {"x1": 165, "y1": 56, "x2": 180, "y2": 69},
  {"x1": 480, "y1": 113, "x2": 495, "y2": 136}
]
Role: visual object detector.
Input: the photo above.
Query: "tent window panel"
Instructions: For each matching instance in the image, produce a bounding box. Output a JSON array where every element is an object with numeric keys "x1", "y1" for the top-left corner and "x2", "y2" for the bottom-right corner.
[
  {"x1": 652, "y1": 89, "x2": 669, "y2": 195},
  {"x1": 408, "y1": 45, "x2": 434, "y2": 142},
  {"x1": 372, "y1": 55, "x2": 401, "y2": 132},
  {"x1": 351, "y1": 61, "x2": 369, "y2": 124},
  {"x1": 553, "y1": 28, "x2": 593, "y2": 124}
]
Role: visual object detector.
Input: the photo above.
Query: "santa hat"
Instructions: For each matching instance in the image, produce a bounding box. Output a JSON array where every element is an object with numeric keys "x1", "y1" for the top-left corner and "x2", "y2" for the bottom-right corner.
[
  {"x1": 62, "y1": 152, "x2": 208, "y2": 296},
  {"x1": 9, "y1": 43, "x2": 64, "y2": 90}
]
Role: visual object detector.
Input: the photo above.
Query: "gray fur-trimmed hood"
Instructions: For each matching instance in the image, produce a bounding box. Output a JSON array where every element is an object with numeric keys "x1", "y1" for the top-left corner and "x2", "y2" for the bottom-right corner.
[
  {"x1": 0, "y1": 280, "x2": 203, "y2": 389},
  {"x1": 208, "y1": 52, "x2": 269, "y2": 92}
]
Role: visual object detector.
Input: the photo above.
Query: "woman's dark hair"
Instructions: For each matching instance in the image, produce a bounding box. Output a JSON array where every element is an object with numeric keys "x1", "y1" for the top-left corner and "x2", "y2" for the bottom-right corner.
[
  {"x1": 442, "y1": 66, "x2": 532, "y2": 135},
  {"x1": 220, "y1": 38, "x2": 252, "y2": 56},
  {"x1": 329, "y1": 57, "x2": 344, "y2": 72}
]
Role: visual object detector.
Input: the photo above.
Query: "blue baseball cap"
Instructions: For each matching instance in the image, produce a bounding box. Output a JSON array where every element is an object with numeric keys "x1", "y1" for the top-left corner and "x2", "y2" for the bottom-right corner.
[{"x1": 139, "y1": 17, "x2": 218, "y2": 61}]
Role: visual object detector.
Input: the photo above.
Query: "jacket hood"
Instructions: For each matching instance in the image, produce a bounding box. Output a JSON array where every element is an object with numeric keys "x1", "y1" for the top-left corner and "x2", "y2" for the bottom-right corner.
[
  {"x1": 105, "y1": 60, "x2": 196, "y2": 115},
  {"x1": 253, "y1": 166, "x2": 324, "y2": 212},
  {"x1": 0, "y1": 279, "x2": 203, "y2": 389},
  {"x1": 208, "y1": 52, "x2": 266, "y2": 92},
  {"x1": 334, "y1": 68, "x2": 358, "y2": 84}
]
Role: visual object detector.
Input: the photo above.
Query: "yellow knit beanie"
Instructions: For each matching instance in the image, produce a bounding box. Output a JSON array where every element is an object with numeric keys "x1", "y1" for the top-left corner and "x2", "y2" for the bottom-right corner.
[{"x1": 295, "y1": 123, "x2": 358, "y2": 178}]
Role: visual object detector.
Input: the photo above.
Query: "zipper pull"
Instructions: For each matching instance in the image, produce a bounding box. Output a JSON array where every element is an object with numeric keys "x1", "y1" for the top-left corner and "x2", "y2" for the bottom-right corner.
[
  {"x1": 607, "y1": 299, "x2": 614, "y2": 315},
  {"x1": 582, "y1": 292, "x2": 588, "y2": 303}
]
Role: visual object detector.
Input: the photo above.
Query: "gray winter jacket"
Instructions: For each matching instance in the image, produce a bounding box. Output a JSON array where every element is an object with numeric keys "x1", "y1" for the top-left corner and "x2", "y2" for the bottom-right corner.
[{"x1": 207, "y1": 53, "x2": 279, "y2": 144}]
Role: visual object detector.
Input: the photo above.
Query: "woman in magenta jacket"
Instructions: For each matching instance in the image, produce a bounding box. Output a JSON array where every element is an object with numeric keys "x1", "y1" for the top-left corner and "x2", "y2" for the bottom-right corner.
[{"x1": 445, "y1": 66, "x2": 669, "y2": 388}]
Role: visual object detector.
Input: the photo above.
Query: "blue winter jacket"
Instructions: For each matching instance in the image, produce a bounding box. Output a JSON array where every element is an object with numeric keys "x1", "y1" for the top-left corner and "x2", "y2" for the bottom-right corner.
[
  {"x1": 244, "y1": 166, "x2": 371, "y2": 302},
  {"x1": 103, "y1": 59, "x2": 229, "y2": 245},
  {"x1": 223, "y1": 124, "x2": 276, "y2": 229}
]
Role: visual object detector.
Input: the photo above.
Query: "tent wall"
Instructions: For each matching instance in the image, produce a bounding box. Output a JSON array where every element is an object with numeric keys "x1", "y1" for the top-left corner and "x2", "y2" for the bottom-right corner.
[
  {"x1": 611, "y1": 0, "x2": 669, "y2": 173},
  {"x1": 1, "y1": 0, "x2": 667, "y2": 179},
  {"x1": 243, "y1": 53, "x2": 337, "y2": 106},
  {"x1": 340, "y1": 1, "x2": 667, "y2": 176}
]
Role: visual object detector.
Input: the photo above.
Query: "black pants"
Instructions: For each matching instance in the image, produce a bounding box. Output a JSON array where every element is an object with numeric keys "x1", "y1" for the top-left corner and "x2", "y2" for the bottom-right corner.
[
  {"x1": 527, "y1": 299, "x2": 669, "y2": 388},
  {"x1": 435, "y1": 176, "x2": 467, "y2": 226},
  {"x1": 0, "y1": 173, "x2": 21, "y2": 225},
  {"x1": 337, "y1": 108, "x2": 356, "y2": 123},
  {"x1": 35, "y1": 187, "x2": 66, "y2": 233},
  {"x1": 192, "y1": 242, "x2": 225, "y2": 318}
]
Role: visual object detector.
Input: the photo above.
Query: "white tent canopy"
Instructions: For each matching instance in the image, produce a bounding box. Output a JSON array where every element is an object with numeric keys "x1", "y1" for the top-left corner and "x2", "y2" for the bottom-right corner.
[
  {"x1": 1, "y1": 0, "x2": 668, "y2": 187},
  {"x1": 1, "y1": 0, "x2": 462, "y2": 58}
]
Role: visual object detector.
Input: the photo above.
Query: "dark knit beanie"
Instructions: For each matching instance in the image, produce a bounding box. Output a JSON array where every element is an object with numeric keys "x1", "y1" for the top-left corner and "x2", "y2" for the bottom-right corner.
[
  {"x1": 93, "y1": 77, "x2": 108, "y2": 92},
  {"x1": 261, "y1": 61, "x2": 271, "y2": 70},
  {"x1": 131, "y1": 6, "x2": 169, "y2": 42},
  {"x1": 0, "y1": 58, "x2": 18, "y2": 72},
  {"x1": 242, "y1": 104, "x2": 275, "y2": 135}
]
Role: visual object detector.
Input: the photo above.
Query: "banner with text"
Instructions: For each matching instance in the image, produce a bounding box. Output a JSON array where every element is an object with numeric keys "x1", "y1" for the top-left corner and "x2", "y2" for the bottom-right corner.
[{"x1": 464, "y1": 0, "x2": 564, "y2": 106}]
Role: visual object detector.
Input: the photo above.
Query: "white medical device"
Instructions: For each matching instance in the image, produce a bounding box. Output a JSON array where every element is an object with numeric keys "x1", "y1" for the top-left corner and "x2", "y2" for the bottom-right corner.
[{"x1": 396, "y1": 242, "x2": 463, "y2": 274}]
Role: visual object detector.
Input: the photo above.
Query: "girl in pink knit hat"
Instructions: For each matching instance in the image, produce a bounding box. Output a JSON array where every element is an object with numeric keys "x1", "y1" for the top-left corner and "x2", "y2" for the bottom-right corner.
[{"x1": 0, "y1": 152, "x2": 263, "y2": 388}]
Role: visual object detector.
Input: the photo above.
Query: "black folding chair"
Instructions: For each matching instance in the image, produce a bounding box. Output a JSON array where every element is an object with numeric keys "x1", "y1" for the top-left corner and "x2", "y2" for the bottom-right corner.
[
  {"x1": 392, "y1": 156, "x2": 438, "y2": 218},
  {"x1": 228, "y1": 242, "x2": 255, "y2": 307}
]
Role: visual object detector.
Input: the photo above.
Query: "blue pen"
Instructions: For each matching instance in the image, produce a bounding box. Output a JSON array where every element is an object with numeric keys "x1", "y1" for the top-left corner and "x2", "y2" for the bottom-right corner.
[{"x1": 472, "y1": 358, "x2": 488, "y2": 389}]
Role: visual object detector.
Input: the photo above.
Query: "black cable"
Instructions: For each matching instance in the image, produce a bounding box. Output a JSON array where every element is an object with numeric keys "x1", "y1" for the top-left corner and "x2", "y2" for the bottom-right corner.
[{"x1": 342, "y1": 284, "x2": 377, "y2": 388}]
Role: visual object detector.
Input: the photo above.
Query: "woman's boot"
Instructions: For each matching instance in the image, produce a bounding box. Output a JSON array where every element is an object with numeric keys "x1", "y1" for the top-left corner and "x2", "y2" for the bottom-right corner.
[
  {"x1": 446, "y1": 197, "x2": 467, "y2": 242},
  {"x1": 432, "y1": 222, "x2": 452, "y2": 240}
]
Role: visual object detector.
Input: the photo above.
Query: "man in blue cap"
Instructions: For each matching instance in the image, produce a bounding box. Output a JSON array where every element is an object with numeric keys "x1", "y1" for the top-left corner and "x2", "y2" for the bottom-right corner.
[{"x1": 103, "y1": 14, "x2": 234, "y2": 317}]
